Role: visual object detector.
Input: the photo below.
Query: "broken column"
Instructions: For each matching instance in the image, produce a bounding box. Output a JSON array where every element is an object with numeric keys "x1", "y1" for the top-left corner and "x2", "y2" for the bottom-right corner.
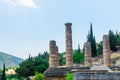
[
  {"x1": 103, "y1": 35, "x2": 111, "y2": 66},
  {"x1": 84, "y1": 42, "x2": 92, "y2": 67},
  {"x1": 65, "y1": 23, "x2": 73, "y2": 67},
  {"x1": 49, "y1": 40, "x2": 59, "y2": 68}
]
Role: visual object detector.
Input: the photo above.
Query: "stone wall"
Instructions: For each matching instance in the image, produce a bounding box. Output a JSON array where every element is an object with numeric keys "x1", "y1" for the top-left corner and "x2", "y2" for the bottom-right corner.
[
  {"x1": 73, "y1": 72, "x2": 120, "y2": 80},
  {"x1": 45, "y1": 76, "x2": 66, "y2": 80}
]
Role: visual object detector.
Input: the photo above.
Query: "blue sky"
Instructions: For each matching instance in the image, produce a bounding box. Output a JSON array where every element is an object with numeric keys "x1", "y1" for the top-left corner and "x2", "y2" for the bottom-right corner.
[{"x1": 0, "y1": 0, "x2": 120, "y2": 59}]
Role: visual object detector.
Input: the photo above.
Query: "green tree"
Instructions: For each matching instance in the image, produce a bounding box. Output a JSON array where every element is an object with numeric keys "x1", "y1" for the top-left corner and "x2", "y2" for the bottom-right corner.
[
  {"x1": 28, "y1": 54, "x2": 32, "y2": 61},
  {"x1": 77, "y1": 44, "x2": 81, "y2": 54},
  {"x1": 59, "y1": 52, "x2": 65, "y2": 66},
  {"x1": 34, "y1": 57, "x2": 48, "y2": 73},
  {"x1": 34, "y1": 72, "x2": 45, "y2": 80},
  {"x1": 96, "y1": 41, "x2": 103, "y2": 55},
  {"x1": 0, "y1": 69, "x2": 2, "y2": 79},
  {"x1": 1, "y1": 63, "x2": 6, "y2": 80},
  {"x1": 16, "y1": 60, "x2": 35, "y2": 77},
  {"x1": 87, "y1": 31, "x2": 91, "y2": 42},
  {"x1": 108, "y1": 30, "x2": 117, "y2": 51},
  {"x1": 116, "y1": 31, "x2": 120, "y2": 46},
  {"x1": 6, "y1": 74, "x2": 24, "y2": 80},
  {"x1": 39, "y1": 51, "x2": 49, "y2": 59},
  {"x1": 16, "y1": 52, "x2": 49, "y2": 78},
  {"x1": 87, "y1": 23, "x2": 97, "y2": 57},
  {"x1": 73, "y1": 50, "x2": 84, "y2": 64},
  {"x1": 93, "y1": 36, "x2": 97, "y2": 56},
  {"x1": 66, "y1": 73, "x2": 73, "y2": 80}
]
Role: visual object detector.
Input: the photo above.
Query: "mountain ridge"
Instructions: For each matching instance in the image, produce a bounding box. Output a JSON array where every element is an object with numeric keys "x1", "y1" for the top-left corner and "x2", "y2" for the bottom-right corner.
[{"x1": 0, "y1": 52, "x2": 23, "y2": 69}]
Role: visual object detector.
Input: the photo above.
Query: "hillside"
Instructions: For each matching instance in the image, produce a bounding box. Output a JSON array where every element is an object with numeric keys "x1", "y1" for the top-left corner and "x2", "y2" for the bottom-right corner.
[
  {"x1": 0, "y1": 52, "x2": 23, "y2": 69},
  {"x1": 111, "y1": 51, "x2": 120, "y2": 65}
]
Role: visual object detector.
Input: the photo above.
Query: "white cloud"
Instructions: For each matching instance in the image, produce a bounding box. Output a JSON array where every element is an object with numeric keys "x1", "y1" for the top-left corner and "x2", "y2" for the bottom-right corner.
[{"x1": 3, "y1": 0, "x2": 38, "y2": 8}]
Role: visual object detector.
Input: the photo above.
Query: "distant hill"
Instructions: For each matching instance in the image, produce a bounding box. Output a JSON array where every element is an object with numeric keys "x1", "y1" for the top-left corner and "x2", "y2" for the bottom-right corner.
[{"x1": 0, "y1": 52, "x2": 23, "y2": 69}]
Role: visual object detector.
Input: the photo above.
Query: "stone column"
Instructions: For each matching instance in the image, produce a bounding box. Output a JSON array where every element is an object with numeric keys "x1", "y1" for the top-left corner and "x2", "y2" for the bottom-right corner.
[
  {"x1": 103, "y1": 35, "x2": 111, "y2": 66},
  {"x1": 49, "y1": 40, "x2": 59, "y2": 68},
  {"x1": 65, "y1": 23, "x2": 73, "y2": 67},
  {"x1": 84, "y1": 42, "x2": 92, "y2": 67}
]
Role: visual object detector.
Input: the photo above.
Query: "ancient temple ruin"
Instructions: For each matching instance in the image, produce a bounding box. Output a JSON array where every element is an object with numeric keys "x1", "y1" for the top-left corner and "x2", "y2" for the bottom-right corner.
[
  {"x1": 44, "y1": 23, "x2": 120, "y2": 80},
  {"x1": 84, "y1": 42, "x2": 92, "y2": 67},
  {"x1": 49, "y1": 40, "x2": 59, "y2": 68},
  {"x1": 65, "y1": 23, "x2": 73, "y2": 67},
  {"x1": 103, "y1": 35, "x2": 111, "y2": 66}
]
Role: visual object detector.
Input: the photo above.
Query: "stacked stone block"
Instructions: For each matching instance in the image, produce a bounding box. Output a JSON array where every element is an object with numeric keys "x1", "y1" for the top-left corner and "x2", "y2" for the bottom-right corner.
[
  {"x1": 103, "y1": 35, "x2": 111, "y2": 66},
  {"x1": 84, "y1": 42, "x2": 92, "y2": 67},
  {"x1": 65, "y1": 23, "x2": 73, "y2": 67},
  {"x1": 49, "y1": 40, "x2": 59, "y2": 68}
]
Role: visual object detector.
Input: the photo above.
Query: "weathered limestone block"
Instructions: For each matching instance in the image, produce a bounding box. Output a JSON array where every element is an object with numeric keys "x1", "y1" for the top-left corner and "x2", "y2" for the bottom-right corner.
[
  {"x1": 103, "y1": 35, "x2": 111, "y2": 66},
  {"x1": 84, "y1": 42, "x2": 92, "y2": 67},
  {"x1": 73, "y1": 72, "x2": 120, "y2": 80},
  {"x1": 49, "y1": 40, "x2": 59, "y2": 68},
  {"x1": 65, "y1": 23, "x2": 73, "y2": 67}
]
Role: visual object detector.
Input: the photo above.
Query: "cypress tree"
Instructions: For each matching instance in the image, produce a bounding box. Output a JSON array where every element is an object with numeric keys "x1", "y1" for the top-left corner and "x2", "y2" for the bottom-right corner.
[
  {"x1": 93, "y1": 36, "x2": 97, "y2": 56},
  {"x1": 87, "y1": 23, "x2": 97, "y2": 57},
  {"x1": 77, "y1": 44, "x2": 81, "y2": 54},
  {"x1": 28, "y1": 54, "x2": 31, "y2": 60},
  {"x1": 108, "y1": 30, "x2": 117, "y2": 51},
  {"x1": 28, "y1": 54, "x2": 33, "y2": 60},
  {"x1": 90, "y1": 23, "x2": 94, "y2": 43},
  {"x1": 1, "y1": 63, "x2": 6, "y2": 80},
  {"x1": 87, "y1": 31, "x2": 91, "y2": 42}
]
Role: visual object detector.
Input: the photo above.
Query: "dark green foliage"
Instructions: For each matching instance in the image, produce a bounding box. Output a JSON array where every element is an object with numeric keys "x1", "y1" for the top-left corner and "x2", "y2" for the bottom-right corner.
[
  {"x1": 6, "y1": 74, "x2": 24, "y2": 80},
  {"x1": 0, "y1": 69, "x2": 2, "y2": 80},
  {"x1": 66, "y1": 73, "x2": 73, "y2": 80},
  {"x1": 16, "y1": 60, "x2": 35, "y2": 77},
  {"x1": 87, "y1": 31, "x2": 91, "y2": 42},
  {"x1": 87, "y1": 23, "x2": 97, "y2": 57},
  {"x1": 108, "y1": 30, "x2": 117, "y2": 51},
  {"x1": 59, "y1": 52, "x2": 65, "y2": 66},
  {"x1": 77, "y1": 44, "x2": 81, "y2": 54},
  {"x1": 28, "y1": 54, "x2": 32, "y2": 61},
  {"x1": 38, "y1": 51, "x2": 49, "y2": 60},
  {"x1": 1, "y1": 63, "x2": 6, "y2": 80},
  {"x1": 90, "y1": 23, "x2": 94, "y2": 42},
  {"x1": 34, "y1": 57, "x2": 48, "y2": 73},
  {"x1": 73, "y1": 50, "x2": 84, "y2": 64},
  {"x1": 93, "y1": 36, "x2": 97, "y2": 56},
  {"x1": 96, "y1": 41, "x2": 103, "y2": 55},
  {"x1": 115, "y1": 31, "x2": 120, "y2": 46},
  {"x1": 16, "y1": 52, "x2": 49, "y2": 78}
]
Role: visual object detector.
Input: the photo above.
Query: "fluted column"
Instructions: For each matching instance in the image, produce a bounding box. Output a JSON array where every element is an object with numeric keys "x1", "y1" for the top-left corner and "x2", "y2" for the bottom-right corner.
[
  {"x1": 84, "y1": 42, "x2": 92, "y2": 67},
  {"x1": 65, "y1": 23, "x2": 73, "y2": 67},
  {"x1": 103, "y1": 35, "x2": 111, "y2": 66},
  {"x1": 49, "y1": 40, "x2": 59, "y2": 68}
]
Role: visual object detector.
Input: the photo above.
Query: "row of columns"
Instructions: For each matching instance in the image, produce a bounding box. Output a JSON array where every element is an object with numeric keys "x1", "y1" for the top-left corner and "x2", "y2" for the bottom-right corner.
[
  {"x1": 84, "y1": 35, "x2": 111, "y2": 67},
  {"x1": 49, "y1": 23, "x2": 111, "y2": 68},
  {"x1": 49, "y1": 23, "x2": 73, "y2": 68}
]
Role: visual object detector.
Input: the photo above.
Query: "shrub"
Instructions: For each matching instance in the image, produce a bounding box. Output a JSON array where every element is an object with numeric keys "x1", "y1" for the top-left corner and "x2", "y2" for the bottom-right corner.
[
  {"x1": 66, "y1": 73, "x2": 73, "y2": 80},
  {"x1": 34, "y1": 72, "x2": 45, "y2": 80}
]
